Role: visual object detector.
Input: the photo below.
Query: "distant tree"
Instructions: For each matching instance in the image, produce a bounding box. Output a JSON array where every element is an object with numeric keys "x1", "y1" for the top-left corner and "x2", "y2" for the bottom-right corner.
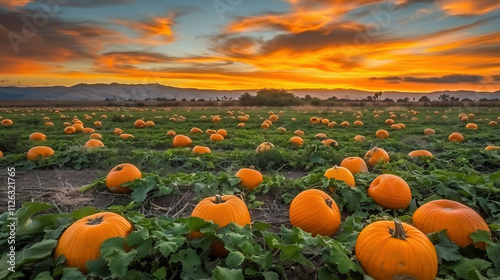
[
  {"x1": 190, "y1": 98, "x2": 196, "y2": 102},
  {"x1": 366, "y1": 96, "x2": 373, "y2": 101},
  {"x1": 450, "y1": 97, "x2": 459, "y2": 102},
  {"x1": 253, "y1": 88, "x2": 300, "y2": 106},
  {"x1": 304, "y1": 94, "x2": 312, "y2": 101},
  {"x1": 239, "y1": 92, "x2": 253, "y2": 106},
  {"x1": 310, "y1": 97, "x2": 322, "y2": 106},
  {"x1": 383, "y1": 98, "x2": 394, "y2": 102},
  {"x1": 197, "y1": 98, "x2": 205, "y2": 102},
  {"x1": 461, "y1": 98, "x2": 472, "y2": 102},
  {"x1": 181, "y1": 98, "x2": 187, "y2": 102},
  {"x1": 328, "y1": 96, "x2": 338, "y2": 101},
  {"x1": 374, "y1": 91, "x2": 383, "y2": 101},
  {"x1": 438, "y1": 94, "x2": 450, "y2": 102},
  {"x1": 418, "y1": 96, "x2": 431, "y2": 102},
  {"x1": 397, "y1": 97, "x2": 409, "y2": 102}
]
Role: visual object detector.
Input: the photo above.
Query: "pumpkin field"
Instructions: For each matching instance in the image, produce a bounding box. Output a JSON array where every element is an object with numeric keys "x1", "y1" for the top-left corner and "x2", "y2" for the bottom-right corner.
[{"x1": 1, "y1": 105, "x2": 500, "y2": 280}]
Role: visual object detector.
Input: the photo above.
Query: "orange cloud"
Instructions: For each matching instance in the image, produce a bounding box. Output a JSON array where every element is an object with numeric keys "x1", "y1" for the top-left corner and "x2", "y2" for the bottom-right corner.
[
  {"x1": 115, "y1": 12, "x2": 177, "y2": 43},
  {"x1": 439, "y1": 0, "x2": 500, "y2": 16},
  {"x1": 0, "y1": 0, "x2": 30, "y2": 9}
]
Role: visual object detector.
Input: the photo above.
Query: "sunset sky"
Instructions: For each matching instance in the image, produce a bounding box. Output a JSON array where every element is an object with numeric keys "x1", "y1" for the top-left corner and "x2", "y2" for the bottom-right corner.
[{"x1": 1, "y1": 0, "x2": 499, "y2": 92}]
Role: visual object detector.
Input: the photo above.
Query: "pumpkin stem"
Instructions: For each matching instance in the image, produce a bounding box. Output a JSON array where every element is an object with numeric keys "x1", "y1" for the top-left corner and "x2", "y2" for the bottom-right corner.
[
  {"x1": 249, "y1": 165, "x2": 255, "y2": 170},
  {"x1": 325, "y1": 198, "x2": 333, "y2": 208},
  {"x1": 86, "y1": 215, "x2": 104, "y2": 225},
  {"x1": 214, "y1": 194, "x2": 224, "y2": 204},
  {"x1": 389, "y1": 219, "x2": 407, "y2": 240},
  {"x1": 116, "y1": 165, "x2": 123, "y2": 171}
]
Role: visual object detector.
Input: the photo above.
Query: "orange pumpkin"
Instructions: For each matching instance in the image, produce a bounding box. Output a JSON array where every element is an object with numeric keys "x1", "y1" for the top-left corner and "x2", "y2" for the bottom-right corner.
[
  {"x1": 93, "y1": 121, "x2": 102, "y2": 127},
  {"x1": 166, "y1": 130, "x2": 176, "y2": 136},
  {"x1": 192, "y1": 146, "x2": 212, "y2": 155},
  {"x1": 64, "y1": 126, "x2": 76, "y2": 134},
  {"x1": 314, "y1": 133, "x2": 327, "y2": 139},
  {"x1": 269, "y1": 114, "x2": 279, "y2": 122},
  {"x1": 134, "y1": 119, "x2": 146, "y2": 128},
  {"x1": 408, "y1": 150, "x2": 433, "y2": 159},
  {"x1": 277, "y1": 127, "x2": 287, "y2": 133},
  {"x1": 448, "y1": 132, "x2": 464, "y2": 143},
  {"x1": 385, "y1": 119, "x2": 395, "y2": 125},
  {"x1": 489, "y1": 121, "x2": 498, "y2": 127},
  {"x1": 235, "y1": 168, "x2": 263, "y2": 191},
  {"x1": 172, "y1": 135, "x2": 192, "y2": 147},
  {"x1": 106, "y1": 163, "x2": 142, "y2": 194},
  {"x1": 255, "y1": 142, "x2": 274, "y2": 153},
  {"x1": 0, "y1": 150, "x2": 3, "y2": 157},
  {"x1": 190, "y1": 127, "x2": 203, "y2": 134},
  {"x1": 145, "y1": 120, "x2": 155, "y2": 127},
  {"x1": 216, "y1": 129, "x2": 227, "y2": 138},
  {"x1": 485, "y1": 145, "x2": 500, "y2": 151},
  {"x1": 260, "y1": 123, "x2": 270, "y2": 129},
  {"x1": 364, "y1": 147, "x2": 390, "y2": 167},
  {"x1": 90, "y1": 133, "x2": 102, "y2": 139},
  {"x1": 212, "y1": 116, "x2": 221, "y2": 123},
  {"x1": 353, "y1": 135, "x2": 365, "y2": 142},
  {"x1": 340, "y1": 157, "x2": 368, "y2": 174},
  {"x1": 375, "y1": 129, "x2": 389, "y2": 139},
  {"x1": 1, "y1": 119, "x2": 13, "y2": 126},
  {"x1": 29, "y1": 132, "x2": 46, "y2": 141},
  {"x1": 72, "y1": 123, "x2": 84, "y2": 132},
  {"x1": 27, "y1": 146, "x2": 55, "y2": 161},
  {"x1": 54, "y1": 212, "x2": 133, "y2": 274},
  {"x1": 424, "y1": 128, "x2": 435, "y2": 135},
  {"x1": 321, "y1": 139, "x2": 338, "y2": 147},
  {"x1": 412, "y1": 199, "x2": 491, "y2": 249},
  {"x1": 294, "y1": 130, "x2": 305, "y2": 136},
  {"x1": 82, "y1": 127, "x2": 95, "y2": 134},
  {"x1": 368, "y1": 174, "x2": 412, "y2": 209},
  {"x1": 289, "y1": 136, "x2": 304, "y2": 146},
  {"x1": 44, "y1": 122, "x2": 55, "y2": 127},
  {"x1": 340, "y1": 121, "x2": 349, "y2": 127},
  {"x1": 84, "y1": 139, "x2": 104, "y2": 148},
  {"x1": 355, "y1": 220, "x2": 438, "y2": 280},
  {"x1": 190, "y1": 194, "x2": 251, "y2": 257},
  {"x1": 210, "y1": 133, "x2": 224, "y2": 142},
  {"x1": 119, "y1": 133, "x2": 134, "y2": 139},
  {"x1": 237, "y1": 123, "x2": 245, "y2": 128},
  {"x1": 324, "y1": 165, "x2": 355, "y2": 188},
  {"x1": 113, "y1": 128, "x2": 124, "y2": 135},
  {"x1": 309, "y1": 117, "x2": 320, "y2": 124},
  {"x1": 289, "y1": 189, "x2": 341, "y2": 237},
  {"x1": 466, "y1": 123, "x2": 478, "y2": 130},
  {"x1": 354, "y1": 120, "x2": 363, "y2": 127}
]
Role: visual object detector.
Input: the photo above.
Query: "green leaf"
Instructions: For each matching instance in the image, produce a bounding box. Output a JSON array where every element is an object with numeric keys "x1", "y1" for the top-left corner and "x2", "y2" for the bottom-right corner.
[
  {"x1": 451, "y1": 257, "x2": 491, "y2": 278},
  {"x1": 86, "y1": 258, "x2": 110, "y2": 278},
  {"x1": 130, "y1": 177, "x2": 157, "y2": 203},
  {"x1": 16, "y1": 239, "x2": 58, "y2": 266},
  {"x1": 226, "y1": 252, "x2": 245, "y2": 269},
  {"x1": 100, "y1": 237, "x2": 137, "y2": 278},
  {"x1": 310, "y1": 152, "x2": 325, "y2": 164},
  {"x1": 212, "y1": 267, "x2": 243, "y2": 280},
  {"x1": 157, "y1": 241, "x2": 179, "y2": 257},
  {"x1": 16, "y1": 202, "x2": 54, "y2": 233},
  {"x1": 433, "y1": 232, "x2": 461, "y2": 262},
  {"x1": 153, "y1": 267, "x2": 167, "y2": 280},
  {"x1": 470, "y1": 230, "x2": 493, "y2": 245},
  {"x1": 70, "y1": 207, "x2": 97, "y2": 219},
  {"x1": 486, "y1": 243, "x2": 500, "y2": 269},
  {"x1": 262, "y1": 271, "x2": 279, "y2": 280},
  {"x1": 60, "y1": 268, "x2": 86, "y2": 280},
  {"x1": 33, "y1": 272, "x2": 53, "y2": 280}
]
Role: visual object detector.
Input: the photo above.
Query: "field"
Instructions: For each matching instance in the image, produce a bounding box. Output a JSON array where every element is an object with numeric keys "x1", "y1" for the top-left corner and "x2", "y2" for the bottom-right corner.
[{"x1": 1, "y1": 105, "x2": 500, "y2": 280}]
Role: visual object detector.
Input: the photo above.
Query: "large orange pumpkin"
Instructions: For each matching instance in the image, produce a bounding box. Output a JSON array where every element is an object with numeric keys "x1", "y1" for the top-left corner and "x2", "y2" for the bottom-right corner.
[
  {"x1": 448, "y1": 132, "x2": 464, "y2": 143},
  {"x1": 289, "y1": 189, "x2": 341, "y2": 237},
  {"x1": 289, "y1": 136, "x2": 304, "y2": 146},
  {"x1": 324, "y1": 165, "x2": 355, "y2": 188},
  {"x1": 27, "y1": 146, "x2": 55, "y2": 161},
  {"x1": 64, "y1": 126, "x2": 76, "y2": 134},
  {"x1": 364, "y1": 147, "x2": 390, "y2": 167},
  {"x1": 408, "y1": 150, "x2": 433, "y2": 159},
  {"x1": 340, "y1": 157, "x2": 368, "y2": 174},
  {"x1": 190, "y1": 127, "x2": 203, "y2": 134},
  {"x1": 235, "y1": 168, "x2": 263, "y2": 191},
  {"x1": 172, "y1": 135, "x2": 193, "y2": 147},
  {"x1": 190, "y1": 194, "x2": 251, "y2": 257},
  {"x1": 412, "y1": 199, "x2": 490, "y2": 249},
  {"x1": 134, "y1": 119, "x2": 146, "y2": 128},
  {"x1": 375, "y1": 129, "x2": 389, "y2": 139},
  {"x1": 145, "y1": 120, "x2": 155, "y2": 127},
  {"x1": 29, "y1": 132, "x2": 47, "y2": 141},
  {"x1": 355, "y1": 220, "x2": 438, "y2": 280},
  {"x1": 216, "y1": 129, "x2": 227, "y2": 138},
  {"x1": 466, "y1": 123, "x2": 478, "y2": 130},
  {"x1": 368, "y1": 174, "x2": 412, "y2": 209},
  {"x1": 54, "y1": 212, "x2": 133, "y2": 274},
  {"x1": 106, "y1": 163, "x2": 142, "y2": 194}
]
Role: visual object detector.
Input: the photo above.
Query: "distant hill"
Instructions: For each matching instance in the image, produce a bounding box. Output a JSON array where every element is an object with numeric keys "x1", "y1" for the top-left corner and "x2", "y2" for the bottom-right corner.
[{"x1": 0, "y1": 83, "x2": 499, "y2": 101}]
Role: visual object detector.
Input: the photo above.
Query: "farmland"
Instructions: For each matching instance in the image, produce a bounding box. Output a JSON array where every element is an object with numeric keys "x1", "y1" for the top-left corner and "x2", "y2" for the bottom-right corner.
[{"x1": 1, "y1": 105, "x2": 500, "y2": 280}]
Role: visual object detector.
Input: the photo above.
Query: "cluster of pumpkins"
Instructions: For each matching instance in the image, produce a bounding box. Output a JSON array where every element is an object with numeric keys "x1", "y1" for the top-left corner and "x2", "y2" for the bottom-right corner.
[{"x1": 54, "y1": 149, "x2": 491, "y2": 279}]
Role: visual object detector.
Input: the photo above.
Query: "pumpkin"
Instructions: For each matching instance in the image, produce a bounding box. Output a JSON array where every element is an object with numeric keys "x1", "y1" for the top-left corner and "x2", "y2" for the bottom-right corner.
[
  {"x1": 172, "y1": 135, "x2": 192, "y2": 147},
  {"x1": 1, "y1": 119, "x2": 13, "y2": 126},
  {"x1": 277, "y1": 127, "x2": 287, "y2": 133},
  {"x1": 408, "y1": 150, "x2": 433, "y2": 159},
  {"x1": 269, "y1": 114, "x2": 279, "y2": 122},
  {"x1": 90, "y1": 133, "x2": 102, "y2": 139},
  {"x1": 44, "y1": 122, "x2": 55, "y2": 126},
  {"x1": 412, "y1": 199, "x2": 490, "y2": 249},
  {"x1": 327, "y1": 122, "x2": 336, "y2": 128},
  {"x1": 54, "y1": 212, "x2": 133, "y2": 274},
  {"x1": 489, "y1": 121, "x2": 498, "y2": 127},
  {"x1": 256, "y1": 142, "x2": 274, "y2": 153},
  {"x1": 355, "y1": 219, "x2": 438, "y2": 280},
  {"x1": 321, "y1": 118, "x2": 330, "y2": 125},
  {"x1": 212, "y1": 116, "x2": 221, "y2": 123},
  {"x1": 84, "y1": 139, "x2": 104, "y2": 148},
  {"x1": 340, "y1": 157, "x2": 368, "y2": 174},
  {"x1": 375, "y1": 129, "x2": 389, "y2": 139},
  {"x1": 385, "y1": 119, "x2": 395, "y2": 125},
  {"x1": 216, "y1": 129, "x2": 227, "y2": 137},
  {"x1": 190, "y1": 194, "x2": 251, "y2": 256},
  {"x1": 113, "y1": 128, "x2": 123, "y2": 135},
  {"x1": 235, "y1": 168, "x2": 263, "y2": 191},
  {"x1": 119, "y1": 133, "x2": 134, "y2": 139},
  {"x1": 63, "y1": 122, "x2": 72, "y2": 127},
  {"x1": 354, "y1": 120, "x2": 364, "y2": 127},
  {"x1": 289, "y1": 189, "x2": 341, "y2": 237},
  {"x1": 192, "y1": 145, "x2": 212, "y2": 155},
  {"x1": 353, "y1": 135, "x2": 366, "y2": 142},
  {"x1": 364, "y1": 147, "x2": 390, "y2": 167},
  {"x1": 321, "y1": 139, "x2": 338, "y2": 147},
  {"x1": 423, "y1": 128, "x2": 435, "y2": 135},
  {"x1": 82, "y1": 127, "x2": 95, "y2": 134},
  {"x1": 106, "y1": 163, "x2": 142, "y2": 194},
  {"x1": 190, "y1": 127, "x2": 203, "y2": 134},
  {"x1": 72, "y1": 124, "x2": 84, "y2": 132},
  {"x1": 27, "y1": 146, "x2": 55, "y2": 161},
  {"x1": 324, "y1": 165, "x2": 355, "y2": 188},
  {"x1": 64, "y1": 126, "x2": 76, "y2": 134},
  {"x1": 134, "y1": 119, "x2": 146, "y2": 128},
  {"x1": 368, "y1": 174, "x2": 412, "y2": 209},
  {"x1": 0, "y1": 150, "x2": 3, "y2": 157},
  {"x1": 29, "y1": 132, "x2": 46, "y2": 141},
  {"x1": 315, "y1": 133, "x2": 327, "y2": 139},
  {"x1": 448, "y1": 132, "x2": 464, "y2": 143},
  {"x1": 289, "y1": 136, "x2": 304, "y2": 146},
  {"x1": 485, "y1": 145, "x2": 500, "y2": 151},
  {"x1": 210, "y1": 133, "x2": 224, "y2": 142},
  {"x1": 340, "y1": 121, "x2": 349, "y2": 127},
  {"x1": 466, "y1": 123, "x2": 478, "y2": 130},
  {"x1": 237, "y1": 123, "x2": 245, "y2": 128},
  {"x1": 261, "y1": 123, "x2": 270, "y2": 129},
  {"x1": 145, "y1": 120, "x2": 155, "y2": 127},
  {"x1": 166, "y1": 130, "x2": 176, "y2": 136},
  {"x1": 310, "y1": 117, "x2": 320, "y2": 124},
  {"x1": 93, "y1": 121, "x2": 102, "y2": 127},
  {"x1": 294, "y1": 130, "x2": 305, "y2": 136}
]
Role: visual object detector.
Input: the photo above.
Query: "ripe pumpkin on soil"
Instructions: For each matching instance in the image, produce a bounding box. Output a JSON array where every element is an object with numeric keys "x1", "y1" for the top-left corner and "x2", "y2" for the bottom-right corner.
[
  {"x1": 192, "y1": 146, "x2": 211, "y2": 155},
  {"x1": 172, "y1": 135, "x2": 192, "y2": 147},
  {"x1": 256, "y1": 142, "x2": 274, "y2": 153},
  {"x1": 106, "y1": 163, "x2": 142, "y2": 194},
  {"x1": 289, "y1": 189, "x2": 341, "y2": 237},
  {"x1": 368, "y1": 174, "x2": 412, "y2": 209},
  {"x1": 340, "y1": 157, "x2": 368, "y2": 174},
  {"x1": 289, "y1": 136, "x2": 304, "y2": 146},
  {"x1": 375, "y1": 129, "x2": 389, "y2": 139},
  {"x1": 364, "y1": 147, "x2": 390, "y2": 167},
  {"x1": 27, "y1": 146, "x2": 55, "y2": 161},
  {"x1": 408, "y1": 150, "x2": 433, "y2": 159},
  {"x1": 235, "y1": 168, "x2": 263, "y2": 191},
  {"x1": 29, "y1": 132, "x2": 46, "y2": 141},
  {"x1": 85, "y1": 139, "x2": 104, "y2": 148},
  {"x1": 210, "y1": 133, "x2": 224, "y2": 142},
  {"x1": 324, "y1": 165, "x2": 355, "y2": 188},
  {"x1": 448, "y1": 132, "x2": 464, "y2": 143}
]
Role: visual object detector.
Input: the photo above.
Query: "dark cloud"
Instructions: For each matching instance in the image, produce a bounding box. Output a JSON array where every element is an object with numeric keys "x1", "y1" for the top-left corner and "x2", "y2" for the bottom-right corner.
[
  {"x1": 493, "y1": 75, "x2": 500, "y2": 81},
  {"x1": 369, "y1": 76, "x2": 402, "y2": 81},
  {"x1": 404, "y1": 74, "x2": 484, "y2": 83},
  {"x1": 62, "y1": 0, "x2": 134, "y2": 7}
]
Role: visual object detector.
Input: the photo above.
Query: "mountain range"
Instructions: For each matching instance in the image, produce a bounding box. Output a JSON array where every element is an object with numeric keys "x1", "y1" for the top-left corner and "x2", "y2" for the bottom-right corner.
[{"x1": 1, "y1": 83, "x2": 499, "y2": 101}]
